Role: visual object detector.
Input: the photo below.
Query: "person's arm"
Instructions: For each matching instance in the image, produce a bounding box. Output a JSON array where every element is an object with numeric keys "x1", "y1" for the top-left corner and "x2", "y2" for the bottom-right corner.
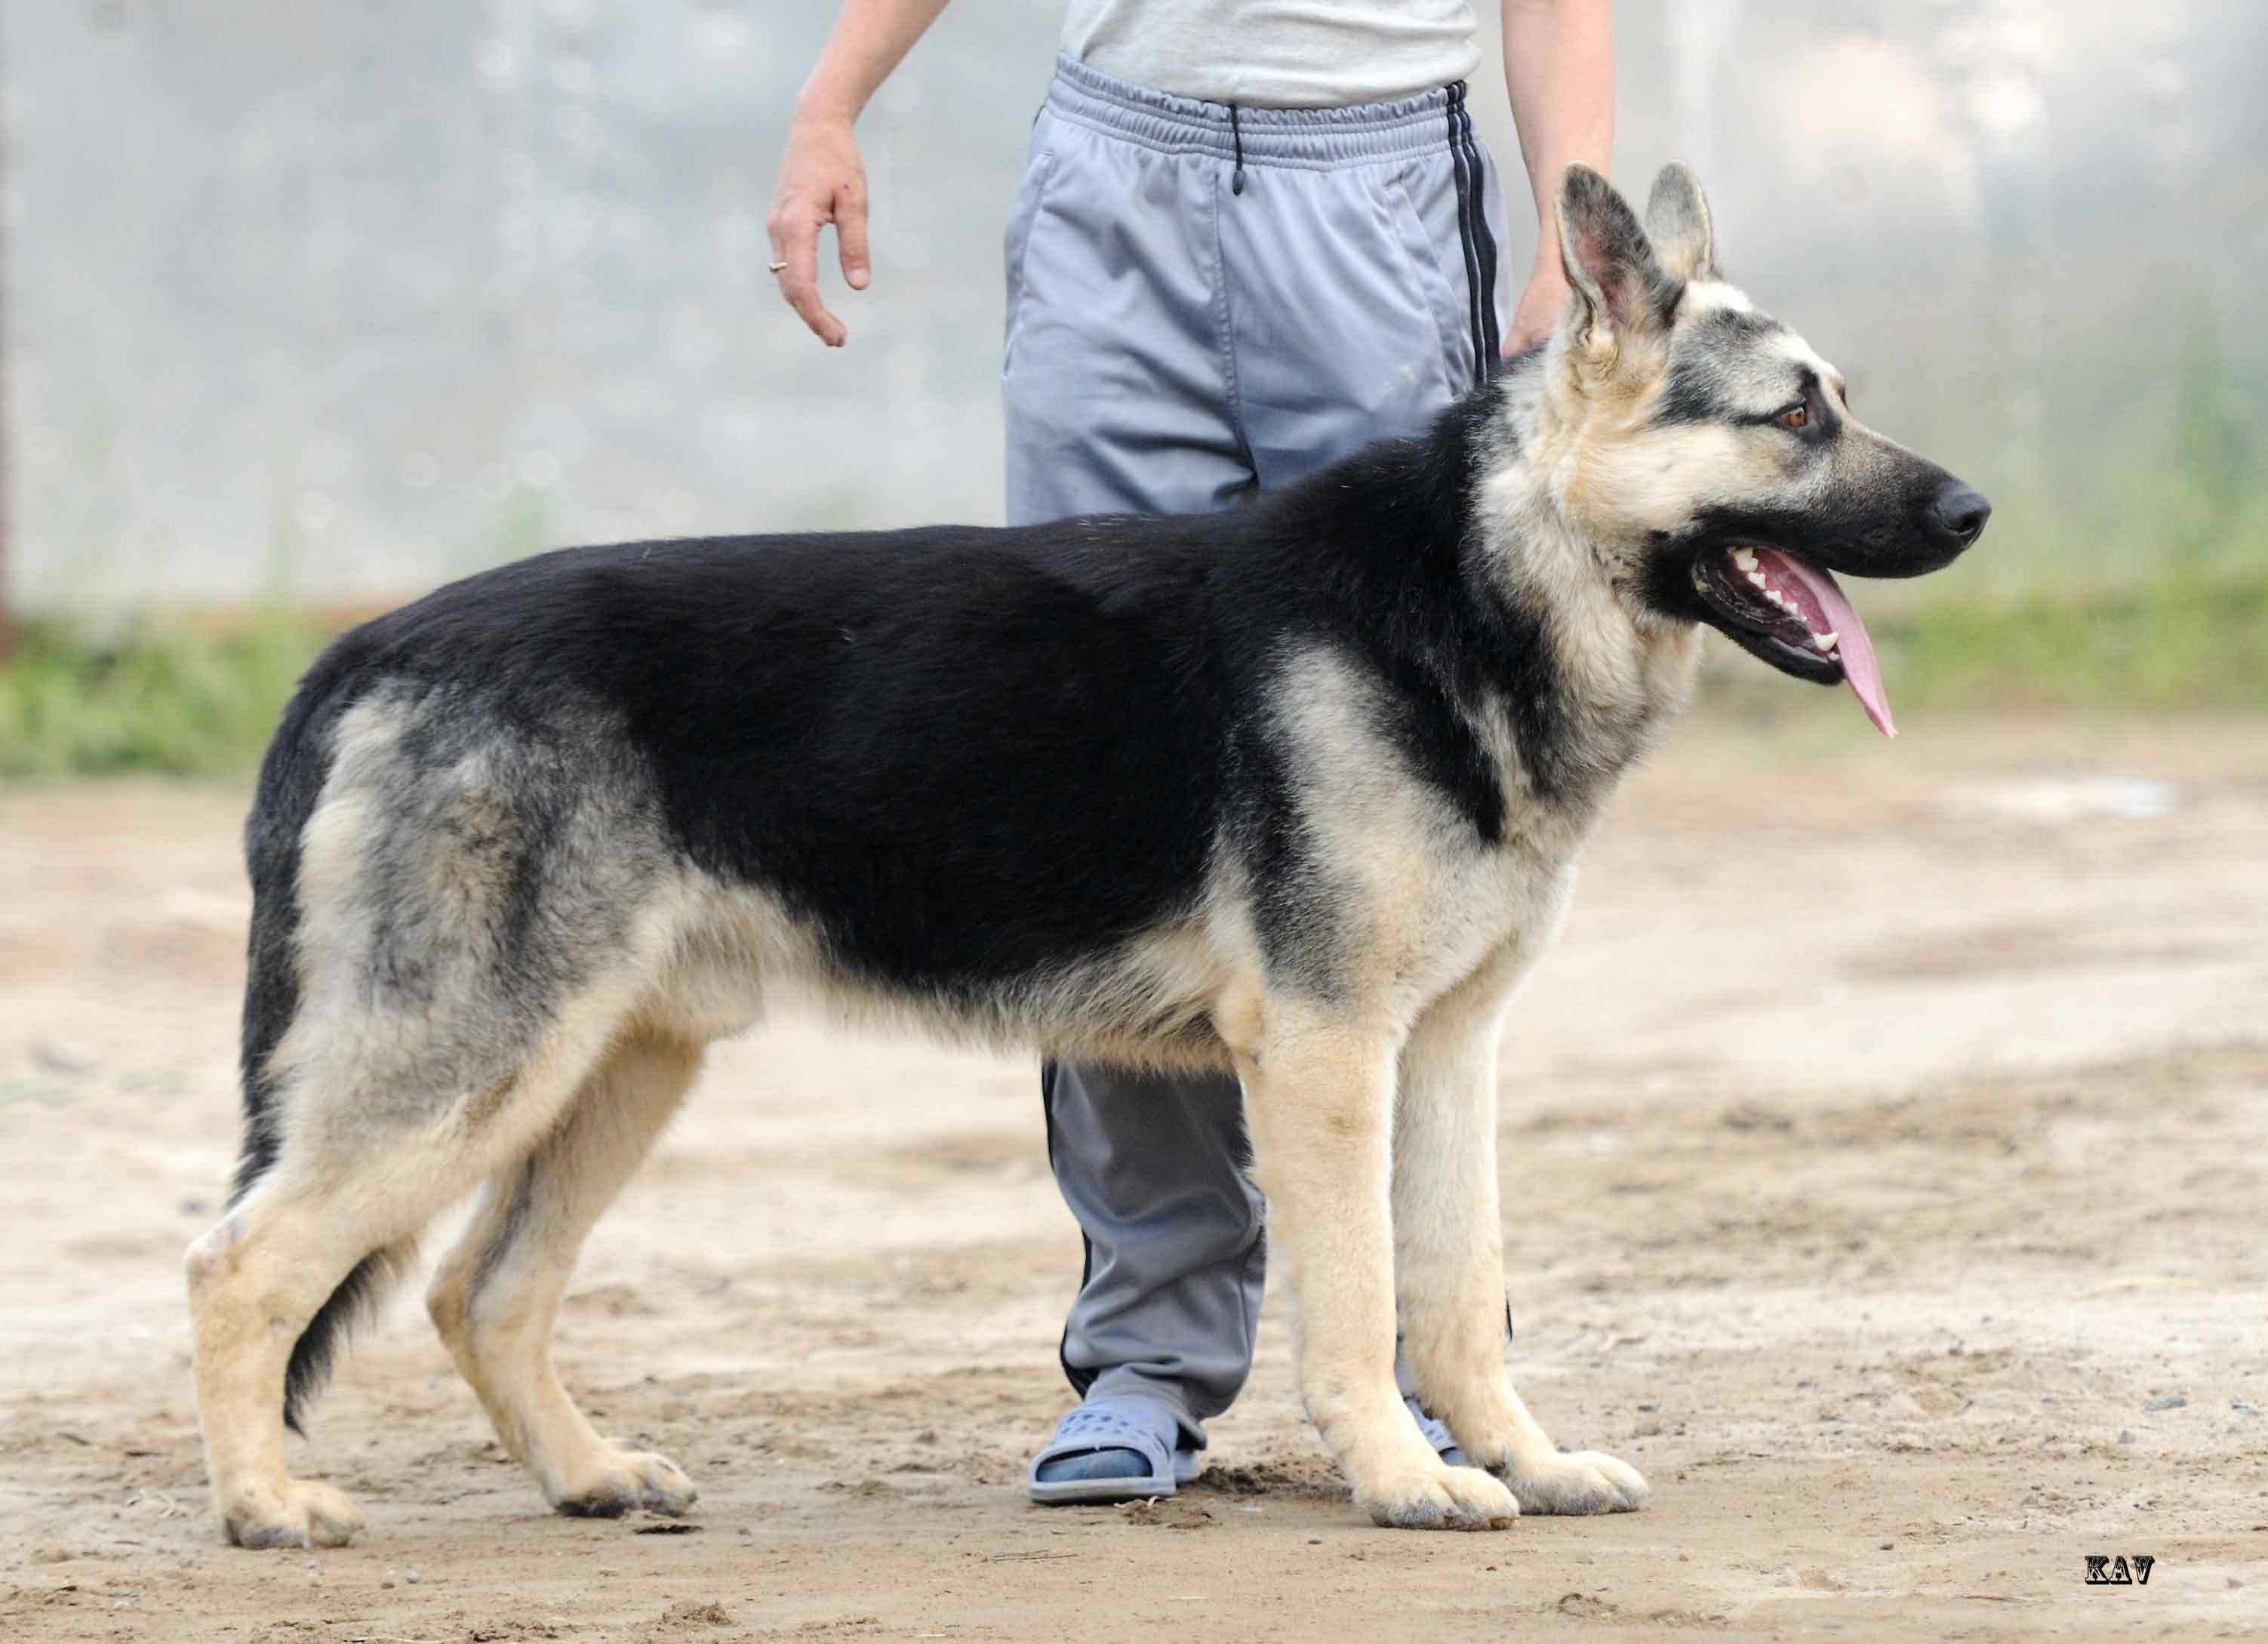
[
  {"x1": 767, "y1": 0, "x2": 954, "y2": 346},
  {"x1": 1499, "y1": 0, "x2": 1614, "y2": 353}
]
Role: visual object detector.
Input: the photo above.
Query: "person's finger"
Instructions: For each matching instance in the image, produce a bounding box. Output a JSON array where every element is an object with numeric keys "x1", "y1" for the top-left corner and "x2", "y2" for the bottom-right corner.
[
  {"x1": 834, "y1": 179, "x2": 871, "y2": 292},
  {"x1": 768, "y1": 201, "x2": 845, "y2": 346}
]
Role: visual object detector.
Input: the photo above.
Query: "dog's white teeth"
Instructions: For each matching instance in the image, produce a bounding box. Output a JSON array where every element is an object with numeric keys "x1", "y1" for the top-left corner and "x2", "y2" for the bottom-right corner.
[
  {"x1": 1732, "y1": 547, "x2": 1759, "y2": 571},
  {"x1": 1746, "y1": 571, "x2": 1769, "y2": 590},
  {"x1": 1813, "y1": 630, "x2": 1838, "y2": 652}
]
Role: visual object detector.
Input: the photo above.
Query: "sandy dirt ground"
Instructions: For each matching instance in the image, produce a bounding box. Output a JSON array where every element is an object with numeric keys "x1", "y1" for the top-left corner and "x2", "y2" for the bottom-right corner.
[{"x1": 2, "y1": 714, "x2": 2264, "y2": 1643}]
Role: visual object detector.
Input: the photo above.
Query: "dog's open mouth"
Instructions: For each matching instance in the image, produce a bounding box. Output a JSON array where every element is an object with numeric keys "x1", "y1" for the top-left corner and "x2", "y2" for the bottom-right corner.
[{"x1": 1689, "y1": 546, "x2": 1895, "y2": 737}]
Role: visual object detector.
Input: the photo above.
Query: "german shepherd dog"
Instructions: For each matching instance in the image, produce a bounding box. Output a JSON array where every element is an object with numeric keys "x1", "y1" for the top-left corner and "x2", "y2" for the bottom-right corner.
[{"x1": 186, "y1": 164, "x2": 1987, "y2": 1547}]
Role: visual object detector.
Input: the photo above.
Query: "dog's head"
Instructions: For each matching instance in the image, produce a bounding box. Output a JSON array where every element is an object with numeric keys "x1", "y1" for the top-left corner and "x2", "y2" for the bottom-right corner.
[{"x1": 1535, "y1": 163, "x2": 1990, "y2": 737}]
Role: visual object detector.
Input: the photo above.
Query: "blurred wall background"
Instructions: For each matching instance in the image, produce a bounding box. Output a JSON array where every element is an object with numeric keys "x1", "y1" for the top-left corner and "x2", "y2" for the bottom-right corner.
[{"x1": 5, "y1": 0, "x2": 2265, "y2": 614}]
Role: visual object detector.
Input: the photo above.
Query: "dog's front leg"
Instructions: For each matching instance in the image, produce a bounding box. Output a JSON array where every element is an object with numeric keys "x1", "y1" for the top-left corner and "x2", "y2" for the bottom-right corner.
[
  {"x1": 1237, "y1": 1012, "x2": 1516, "y2": 1530},
  {"x1": 1392, "y1": 962, "x2": 1649, "y2": 1516}
]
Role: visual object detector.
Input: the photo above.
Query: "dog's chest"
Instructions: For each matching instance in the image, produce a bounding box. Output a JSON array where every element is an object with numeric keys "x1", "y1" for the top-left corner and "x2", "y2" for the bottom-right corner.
[
  {"x1": 1332, "y1": 771, "x2": 1594, "y2": 1023},
  {"x1": 1434, "y1": 809, "x2": 1587, "y2": 976}
]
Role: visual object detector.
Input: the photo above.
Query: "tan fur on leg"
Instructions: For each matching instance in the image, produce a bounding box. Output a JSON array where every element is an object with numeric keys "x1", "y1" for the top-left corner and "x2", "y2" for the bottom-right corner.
[
  {"x1": 189, "y1": 977, "x2": 648, "y2": 1549},
  {"x1": 186, "y1": 1191, "x2": 422, "y2": 1549},
  {"x1": 1236, "y1": 1008, "x2": 1516, "y2": 1532},
  {"x1": 1392, "y1": 945, "x2": 1649, "y2": 1516},
  {"x1": 427, "y1": 1032, "x2": 703, "y2": 1518},
  {"x1": 1392, "y1": 949, "x2": 1526, "y2": 1454}
]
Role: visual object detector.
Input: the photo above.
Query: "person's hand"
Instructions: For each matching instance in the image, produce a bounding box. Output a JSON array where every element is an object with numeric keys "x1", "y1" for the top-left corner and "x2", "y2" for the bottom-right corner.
[
  {"x1": 1504, "y1": 255, "x2": 1570, "y2": 356},
  {"x1": 767, "y1": 111, "x2": 871, "y2": 347}
]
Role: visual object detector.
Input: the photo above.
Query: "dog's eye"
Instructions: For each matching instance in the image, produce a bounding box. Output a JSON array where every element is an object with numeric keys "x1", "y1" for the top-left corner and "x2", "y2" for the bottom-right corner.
[{"x1": 1775, "y1": 402, "x2": 1809, "y2": 431}]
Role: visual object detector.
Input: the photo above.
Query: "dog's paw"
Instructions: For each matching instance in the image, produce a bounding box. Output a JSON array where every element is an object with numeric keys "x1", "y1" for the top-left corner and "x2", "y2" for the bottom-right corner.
[
  {"x1": 550, "y1": 1447, "x2": 699, "y2": 1519},
  {"x1": 1356, "y1": 1461, "x2": 1519, "y2": 1532},
  {"x1": 1496, "y1": 1449, "x2": 1649, "y2": 1516},
  {"x1": 223, "y1": 1478, "x2": 364, "y2": 1550}
]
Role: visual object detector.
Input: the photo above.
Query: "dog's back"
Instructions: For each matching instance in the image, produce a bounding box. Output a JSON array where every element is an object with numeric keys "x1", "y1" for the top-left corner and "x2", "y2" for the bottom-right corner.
[{"x1": 242, "y1": 516, "x2": 1242, "y2": 1054}]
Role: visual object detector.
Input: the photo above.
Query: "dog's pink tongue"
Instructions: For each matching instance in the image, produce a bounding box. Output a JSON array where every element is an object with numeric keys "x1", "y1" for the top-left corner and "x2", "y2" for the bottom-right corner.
[{"x1": 1753, "y1": 550, "x2": 1895, "y2": 739}]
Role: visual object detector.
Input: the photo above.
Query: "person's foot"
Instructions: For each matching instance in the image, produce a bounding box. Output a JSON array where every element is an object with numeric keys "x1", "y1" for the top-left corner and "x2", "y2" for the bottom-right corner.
[
  {"x1": 1026, "y1": 1394, "x2": 1202, "y2": 1504},
  {"x1": 1032, "y1": 1446, "x2": 1151, "y2": 1485},
  {"x1": 1405, "y1": 1396, "x2": 1468, "y2": 1468}
]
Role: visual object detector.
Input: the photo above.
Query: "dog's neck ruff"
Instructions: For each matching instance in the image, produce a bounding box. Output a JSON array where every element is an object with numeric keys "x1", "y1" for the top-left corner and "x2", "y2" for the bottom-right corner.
[{"x1": 1461, "y1": 356, "x2": 1703, "y2": 813}]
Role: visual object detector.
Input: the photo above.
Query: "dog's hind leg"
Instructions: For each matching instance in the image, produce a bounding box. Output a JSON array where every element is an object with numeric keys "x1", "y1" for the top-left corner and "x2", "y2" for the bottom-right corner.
[
  {"x1": 193, "y1": 685, "x2": 685, "y2": 1548},
  {"x1": 188, "y1": 1003, "x2": 639, "y2": 1549},
  {"x1": 191, "y1": 956, "x2": 653, "y2": 1548},
  {"x1": 186, "y1": 1185, "x2": 425, "y2": 1549},
  {"x1": 1235, "y1": 1008, "x2": 1517, "y2": 1531},
  {"x1": 426, "y1": 1030, "x2": 703, "y2": 1519},
  {"x1": 1391, "y1": 944, "x2": 1648, "y2": 1516},
  {"x1": 184, "y1": 1062, "x2": 562, "y2": 1553}
]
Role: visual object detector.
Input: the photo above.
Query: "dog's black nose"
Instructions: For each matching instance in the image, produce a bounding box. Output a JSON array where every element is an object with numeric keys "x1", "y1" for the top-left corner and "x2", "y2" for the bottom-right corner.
[{"x1": 1931, "y1": 482, "x2": 1991, "y2": 546}]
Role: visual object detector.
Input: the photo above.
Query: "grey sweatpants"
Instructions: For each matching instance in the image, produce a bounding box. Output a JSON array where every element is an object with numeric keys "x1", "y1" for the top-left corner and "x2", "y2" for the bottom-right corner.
[{"x1": 1003, "y1": 54, "x2": 1509, "y2": 1447}]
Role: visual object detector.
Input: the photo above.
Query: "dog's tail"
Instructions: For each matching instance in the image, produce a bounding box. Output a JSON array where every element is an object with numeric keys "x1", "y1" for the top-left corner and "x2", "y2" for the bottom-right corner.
[
  {"x1": 275, "y1": 1244, "x2": 416, "y2": 1435},
  {"x1": 231, "y1": 651, "x2": 414, "y2": 1434}
]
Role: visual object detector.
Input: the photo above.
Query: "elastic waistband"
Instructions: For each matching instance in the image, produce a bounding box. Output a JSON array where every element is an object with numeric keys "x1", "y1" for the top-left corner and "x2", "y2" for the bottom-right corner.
[{"x1": 1045, "y1": 54, "x2": 1466, "y2": 169}]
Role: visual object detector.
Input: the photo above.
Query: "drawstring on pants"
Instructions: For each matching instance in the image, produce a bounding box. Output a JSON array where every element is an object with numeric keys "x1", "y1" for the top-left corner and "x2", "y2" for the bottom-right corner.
[{"x1": 1229, "y1": 103, "x2": 1245, "y2": 195}]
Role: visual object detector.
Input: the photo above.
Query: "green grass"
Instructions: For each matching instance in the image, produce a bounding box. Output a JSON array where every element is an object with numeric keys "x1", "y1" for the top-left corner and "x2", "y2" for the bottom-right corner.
[
  {"x1": 1890, "y1": 568, "x2": 2268, "y2": 711},
  {"x1": 0, "y1": 615, "x2": 327, "y2": 779},
  {"x1": 1701, "y1": 564, "x2": 2268, "y2": 722},
  {"x1": 0, "y1": 567, "x2": 2260, "y2": 780}
]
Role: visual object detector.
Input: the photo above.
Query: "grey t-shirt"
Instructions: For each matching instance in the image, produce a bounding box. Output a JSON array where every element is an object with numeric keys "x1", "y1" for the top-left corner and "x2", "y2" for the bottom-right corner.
[{"x1": 1060, "y1": 0, "x2": 1482, "y2": 108}]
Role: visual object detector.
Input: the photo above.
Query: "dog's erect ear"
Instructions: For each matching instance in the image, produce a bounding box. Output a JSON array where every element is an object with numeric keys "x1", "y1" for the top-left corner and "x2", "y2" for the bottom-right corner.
[
  {"x1": 1556, "y1": 165, "x2": 1675, "y2": 351},
  {"x1": 1644, "y1": 162, "x2": 1716, "y2": 282}
]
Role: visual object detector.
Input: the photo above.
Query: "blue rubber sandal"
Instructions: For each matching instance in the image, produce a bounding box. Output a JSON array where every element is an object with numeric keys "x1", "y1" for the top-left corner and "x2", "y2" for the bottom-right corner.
[
  {"x1": 1406, "y1": 1396, "x2": 1469, "y2": 1468},
  {"x1": 1027, "y1": 1395, "x2": 1202, "y2": 1506}
]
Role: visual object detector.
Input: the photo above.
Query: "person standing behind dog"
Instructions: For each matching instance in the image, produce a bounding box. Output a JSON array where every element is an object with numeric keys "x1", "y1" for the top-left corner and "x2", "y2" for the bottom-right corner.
[{"x1": 768, "y1": 0, "x2": 1611, "y2": 1504}]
